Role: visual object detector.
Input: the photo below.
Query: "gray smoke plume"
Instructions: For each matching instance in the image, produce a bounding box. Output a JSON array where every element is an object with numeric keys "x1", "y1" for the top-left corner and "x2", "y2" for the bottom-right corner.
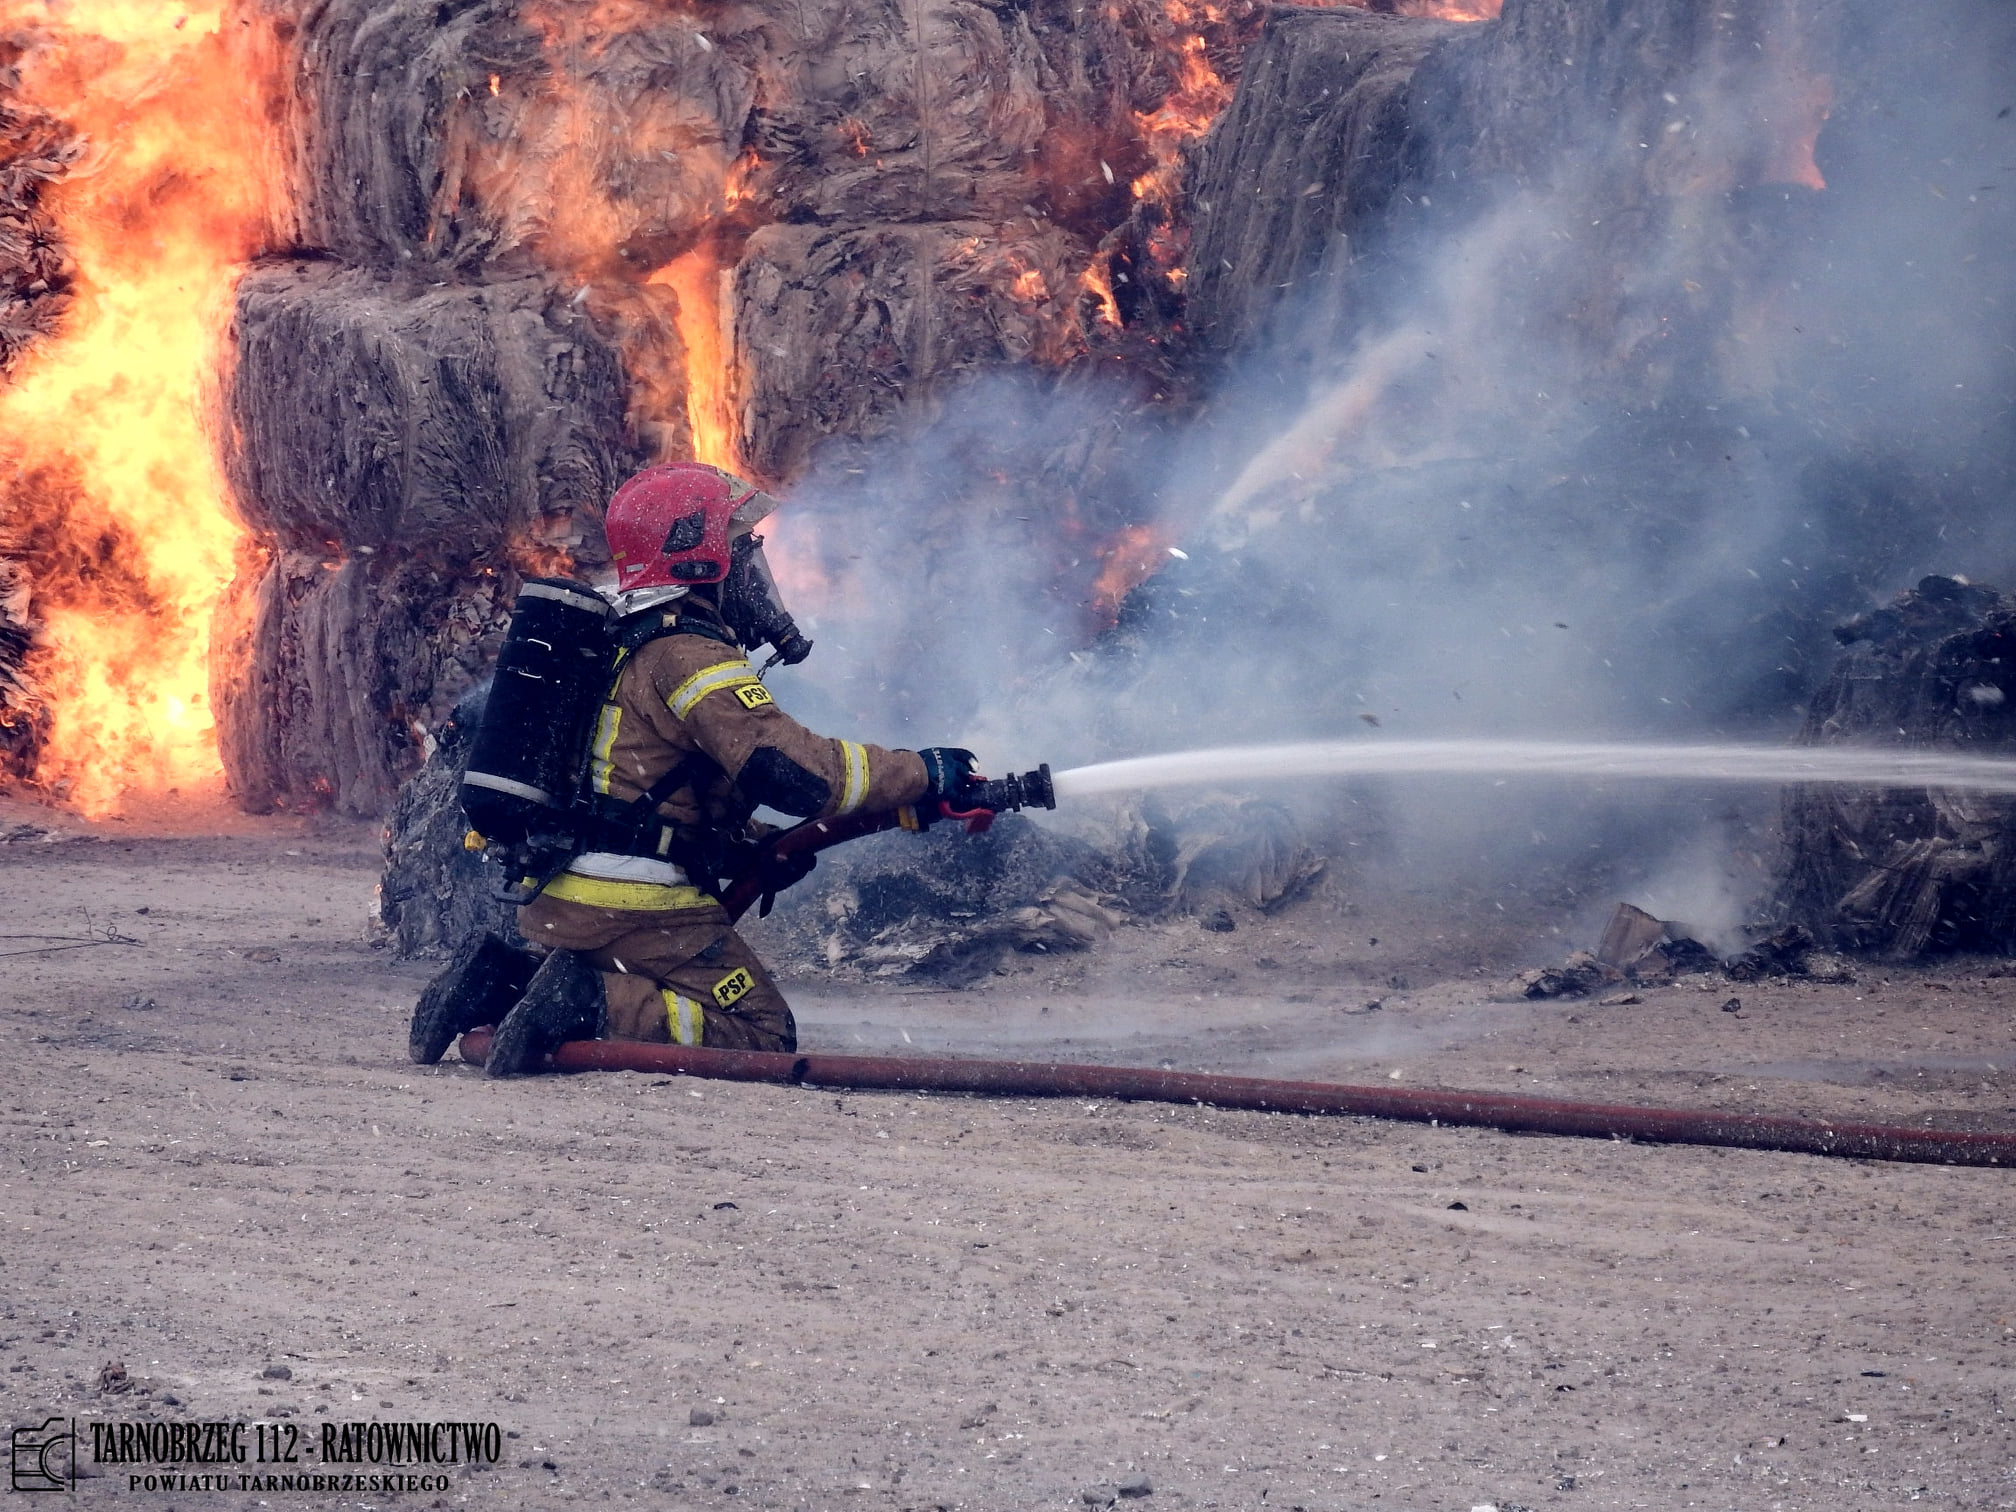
[{"x1": 758, "y1": 0, "x2": 2016, "y2": 938}]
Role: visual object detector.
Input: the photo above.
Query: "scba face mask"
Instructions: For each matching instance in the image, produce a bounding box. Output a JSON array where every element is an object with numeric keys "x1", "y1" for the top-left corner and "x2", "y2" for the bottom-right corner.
[{"x1": 721, "y1": 532, "x2": 812, "y2": 669}]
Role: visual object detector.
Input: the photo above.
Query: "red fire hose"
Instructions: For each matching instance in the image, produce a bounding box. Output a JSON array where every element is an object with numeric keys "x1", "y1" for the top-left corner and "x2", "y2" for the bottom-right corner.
[{"x1": 454, "y1": 1029, "x2": 2016, "y2": 1168}]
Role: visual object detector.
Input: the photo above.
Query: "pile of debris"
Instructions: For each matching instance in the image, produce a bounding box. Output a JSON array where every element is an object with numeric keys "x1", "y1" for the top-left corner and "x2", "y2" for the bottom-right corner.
[
  {"x1": 1775, "y1": 575, "x2": 2016, "y2": 959},
  {"x1": 758, "y1": 790, "x2": 1324, "y2": 986},
  {"x1": 1515, "y1": 903, "x2": 1851, "y2": 1001}
]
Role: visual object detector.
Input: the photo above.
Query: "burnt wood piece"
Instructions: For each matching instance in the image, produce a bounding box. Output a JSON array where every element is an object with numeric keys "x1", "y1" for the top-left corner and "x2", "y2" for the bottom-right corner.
[{"x1": 1776, "y1": 575, "x2": 2016, "y2": 958}]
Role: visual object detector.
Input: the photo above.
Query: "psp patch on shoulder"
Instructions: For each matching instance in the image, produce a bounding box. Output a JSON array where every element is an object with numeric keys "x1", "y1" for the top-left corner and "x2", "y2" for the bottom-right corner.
[
  {"x1": 733, "y1": 682, "x2": 775, "y2": 710},
  {"x1": 712, "y1": 967, "x2": 756, "y2": 1010}
]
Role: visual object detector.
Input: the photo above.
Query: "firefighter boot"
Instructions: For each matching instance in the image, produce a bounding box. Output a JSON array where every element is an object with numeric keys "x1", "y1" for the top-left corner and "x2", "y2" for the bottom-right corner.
[
  {"x1": 485, "y1": 949, "x2": 606, "y2": 1078},
  {"x1": 408, "y1": 933, "x2": 542, "y2": 1065}
]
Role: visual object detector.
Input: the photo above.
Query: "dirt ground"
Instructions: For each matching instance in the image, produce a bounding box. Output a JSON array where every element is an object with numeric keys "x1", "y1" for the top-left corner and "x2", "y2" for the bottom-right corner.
[{"x1": 2, "y1": 793, "x2": 2014, "y2": 1512}]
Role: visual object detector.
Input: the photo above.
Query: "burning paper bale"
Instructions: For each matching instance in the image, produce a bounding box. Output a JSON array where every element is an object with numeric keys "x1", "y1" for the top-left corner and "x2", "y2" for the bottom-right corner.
[{"x1": 220, "y1": 263, "x2": 638, "y2": 815}]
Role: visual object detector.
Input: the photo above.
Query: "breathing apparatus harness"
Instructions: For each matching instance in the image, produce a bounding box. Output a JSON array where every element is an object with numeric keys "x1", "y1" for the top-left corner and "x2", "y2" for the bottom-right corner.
[
  {"x1": 461, "y1": 578, "x2": 776, "y2": 904},
  {"x1": 572, "y1": 597, "x2": 756, "y2": 892}
]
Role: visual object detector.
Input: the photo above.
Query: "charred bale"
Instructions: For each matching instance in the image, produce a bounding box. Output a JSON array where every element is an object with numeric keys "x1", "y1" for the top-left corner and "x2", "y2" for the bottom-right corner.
[
  {"x1": 0, "y1": 551, "x2": 36, "y2": 778},
  {"x1": 378, "y1": 685, "x2": 517, "y2": 958},
  {"x1": 0, "y1": 79, "x2": 79, "y2": 372},
  {"x1": 1776, "y1": 575, "x2": 2016, "y2": 958},
  {"x1": 1186, "y1": 0, "x2": 1838, "y2": 393},
  {"x1": 1183, "y1": 7, "x2": 1452, "y2": 363},
  {"x1": 733, "y1": 221, "x2": 1088, "y2": 479},
  {"x1": 286, "y1": 0, "x2": 755, "y2": 272},
  {"x1": 1133, "y1": 793, "x2": 1325, "y2": 916}
]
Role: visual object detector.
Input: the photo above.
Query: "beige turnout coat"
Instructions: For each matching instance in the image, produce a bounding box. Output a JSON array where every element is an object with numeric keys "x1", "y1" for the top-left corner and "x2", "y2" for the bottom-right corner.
[{"x1": 516, "y1": 617, "x2": 929, "y2": 1051}]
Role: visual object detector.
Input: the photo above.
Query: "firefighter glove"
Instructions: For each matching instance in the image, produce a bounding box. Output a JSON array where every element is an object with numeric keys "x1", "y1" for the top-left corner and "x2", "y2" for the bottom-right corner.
[{"x1": 916, "y1": 747, "x2": 981, "y2": 804}]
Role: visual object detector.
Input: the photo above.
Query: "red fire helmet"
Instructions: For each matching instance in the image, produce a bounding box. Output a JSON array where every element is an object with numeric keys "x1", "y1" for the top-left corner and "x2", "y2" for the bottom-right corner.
[{"x1": 605, "y1": 463, "x2": 771, "y2": 591}]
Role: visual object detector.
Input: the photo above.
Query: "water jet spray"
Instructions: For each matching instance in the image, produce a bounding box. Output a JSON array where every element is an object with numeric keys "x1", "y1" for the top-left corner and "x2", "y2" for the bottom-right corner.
[{"x1": 1049, "y1": 739, "x2": 2016, "y2": 799}]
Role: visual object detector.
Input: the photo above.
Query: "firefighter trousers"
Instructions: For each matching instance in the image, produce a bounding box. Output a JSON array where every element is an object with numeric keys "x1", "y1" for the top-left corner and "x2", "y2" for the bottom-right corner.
[{"x1": 516, "y1": 892, "x2": 795, "y2": 1053}]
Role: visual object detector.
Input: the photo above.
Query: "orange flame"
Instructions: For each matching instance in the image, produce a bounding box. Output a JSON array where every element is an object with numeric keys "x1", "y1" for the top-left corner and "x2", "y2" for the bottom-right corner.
[
  {"x1": 484, "y1": 5, "x2": 752, "y2": 475},
  {"x1": 1090, "y1": 523, "x2": 1174, "y2": 622},
  {"x1": 1130, "y1": 30, "x2": 1233, "y2": 217},
  {"x1": 652, "y1": 248, "x2": 738, "y2": 471},
  {"x1": 0, "y1": 1, "x2": 285, "y2": 816},
  {"x1": 1078, "y1": 258, "x2": 1123, "y2": 328}
]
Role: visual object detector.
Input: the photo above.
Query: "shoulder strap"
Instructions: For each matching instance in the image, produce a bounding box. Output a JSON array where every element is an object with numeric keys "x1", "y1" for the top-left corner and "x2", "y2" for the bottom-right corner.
[
  {"x1": 630, "y1": 748, "x2": 723, "y2": 819},
  {"x1": 613, "y1": 603, "x2": 741, "y2": 655},
  {"x1": 583, "y1": 605, "x2": 737, "y2": 856}
]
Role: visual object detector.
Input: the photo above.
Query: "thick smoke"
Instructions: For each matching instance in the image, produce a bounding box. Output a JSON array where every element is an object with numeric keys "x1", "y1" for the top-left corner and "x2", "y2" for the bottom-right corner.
[{"x1": 760, "y1": 0, "x2": 2016, "y2": 939}]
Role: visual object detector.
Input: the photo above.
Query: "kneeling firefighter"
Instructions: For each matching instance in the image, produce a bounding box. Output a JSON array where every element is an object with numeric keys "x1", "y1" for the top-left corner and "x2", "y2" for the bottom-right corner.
[{"x1": 410, "y1": 463, "x2": 986, "y2": 1075}]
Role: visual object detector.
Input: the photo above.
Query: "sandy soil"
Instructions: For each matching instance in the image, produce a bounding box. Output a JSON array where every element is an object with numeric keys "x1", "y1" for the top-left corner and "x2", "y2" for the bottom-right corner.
[{"x1": 2, "y1": 795, "x2": 2014, "y2": 1512}]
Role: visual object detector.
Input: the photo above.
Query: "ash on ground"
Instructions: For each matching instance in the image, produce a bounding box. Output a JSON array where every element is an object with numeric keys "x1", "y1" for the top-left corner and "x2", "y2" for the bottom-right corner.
[{"x1": 754, "y1": 792, "x2": 1325, "y2": 987}]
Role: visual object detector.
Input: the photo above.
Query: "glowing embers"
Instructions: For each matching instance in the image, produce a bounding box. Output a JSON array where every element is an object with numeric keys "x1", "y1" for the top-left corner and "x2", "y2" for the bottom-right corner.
[{"x1": 0, "y1": 1, "x2": 285, "y2": 815}]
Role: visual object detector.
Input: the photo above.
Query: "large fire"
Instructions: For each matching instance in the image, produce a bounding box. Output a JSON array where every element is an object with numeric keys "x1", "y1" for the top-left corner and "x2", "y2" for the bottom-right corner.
[{"x1": 0, "y1": 1, "x2": 283, "y2": 817}]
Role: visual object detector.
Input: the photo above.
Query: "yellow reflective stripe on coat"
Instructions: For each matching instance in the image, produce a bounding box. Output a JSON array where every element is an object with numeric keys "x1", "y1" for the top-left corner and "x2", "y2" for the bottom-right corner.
[
  {"x1": 661, "y1": 989, "x2": 705, "y2": 1046},
  {"x1": 540, "y1": 872, "x2": 716, "y2": 912},
  {"x1": 588, "y1": 703, "x2": 622, "y2": 795},
  {"x1": 666, "y1": 658, "x2": 760, "y2": 719},
  {"x1": 837, "y1": 739, "x2": 869, "y2": 813}
]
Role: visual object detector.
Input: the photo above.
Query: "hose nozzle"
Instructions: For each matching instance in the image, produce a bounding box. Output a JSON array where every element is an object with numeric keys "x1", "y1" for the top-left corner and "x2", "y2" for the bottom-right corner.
[{"x1": 972, "y1": 763, "x2": 1056, "y2": 813}]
